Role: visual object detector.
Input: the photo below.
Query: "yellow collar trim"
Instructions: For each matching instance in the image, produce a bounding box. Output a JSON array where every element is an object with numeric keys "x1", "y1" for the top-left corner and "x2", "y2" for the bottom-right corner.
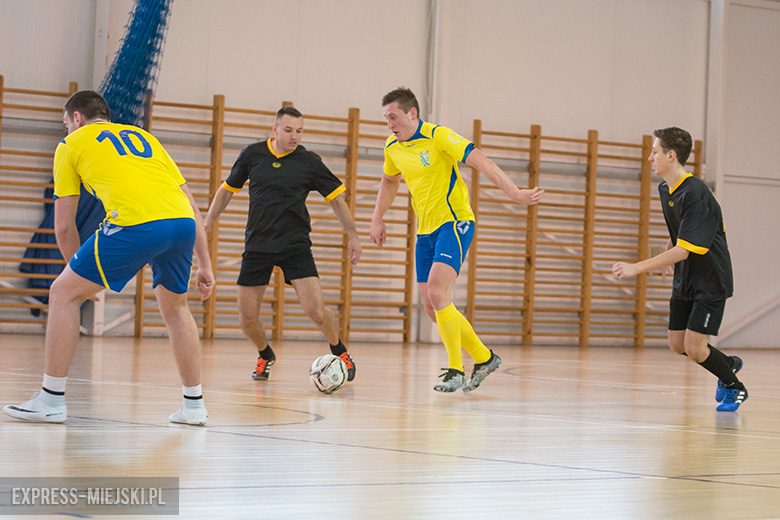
[
  {"x1": 267, "y1": 139, "x2": 293, "y2": 158},
  {"x1": 669, "y1": 173, "x2": 693, "y2": 194}
]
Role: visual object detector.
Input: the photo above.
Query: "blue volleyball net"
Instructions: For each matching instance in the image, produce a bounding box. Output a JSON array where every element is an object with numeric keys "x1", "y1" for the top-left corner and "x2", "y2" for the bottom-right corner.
[{"x1": 98, "y1": 0, "x2": 174, "y2": 126}]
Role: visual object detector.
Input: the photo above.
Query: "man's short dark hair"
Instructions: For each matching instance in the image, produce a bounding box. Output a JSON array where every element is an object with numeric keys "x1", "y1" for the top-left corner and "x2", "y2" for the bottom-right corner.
[
  {"x1": 276, "y1": 106, "x2": 303, "y2": 123},
  {"x1": 381, "y1": 87, "x2": 420, "y2": 115},
  {"x1": 64, "y1": 90, "x2": 110, "y2": 121},
  {"x1": 653, "y1": 127, "x2": 692, "y2": 166}
]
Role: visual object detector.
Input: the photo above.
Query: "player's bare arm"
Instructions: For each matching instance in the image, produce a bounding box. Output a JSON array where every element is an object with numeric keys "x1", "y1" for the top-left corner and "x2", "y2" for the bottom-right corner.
[
  {"x1": 203, "y1": 185, "x2": 235, "y2": 235},
  {"x1": 612, "y1": 245, "x2": 689, "y2": 280},
  {"x1": 53, "y1": 195, "x2": 82, "y2": 262},
  {"x1": 465, "y1": 148, "x2": 544, "y2": 205},
  {"x1": 662, "y1": 239, "x2": 675, "y2": 276},
  {"x1": 329, "y1": 192, "x2": 363, "y2": 265},
  {"x1": 181, "y1": 183, "x2": 215, "y2": 300},
  {"x1": 369, "y1": 173, "x2": 402, "y2": 247}
]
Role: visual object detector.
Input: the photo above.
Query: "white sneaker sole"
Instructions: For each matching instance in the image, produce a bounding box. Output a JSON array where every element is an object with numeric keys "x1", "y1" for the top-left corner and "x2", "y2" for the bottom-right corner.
[
  {"x1": 3, "y1": 404, "x2": 67, "y2": 423},
  {"x1": 169, "y1": 409, "x2": 208, "y2": 426}
]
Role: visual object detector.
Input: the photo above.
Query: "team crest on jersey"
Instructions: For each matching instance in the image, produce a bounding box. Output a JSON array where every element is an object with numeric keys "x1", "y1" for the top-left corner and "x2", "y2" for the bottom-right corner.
[
  {"x1": 420, "y1": 151, "x2": 430, "y2": 167},
  {"x1": 668, "y1": 201, "x2": 674, "y2": 207},
  {"x1": 272, "y1": 161, "x2": 282, "y2": 168}
]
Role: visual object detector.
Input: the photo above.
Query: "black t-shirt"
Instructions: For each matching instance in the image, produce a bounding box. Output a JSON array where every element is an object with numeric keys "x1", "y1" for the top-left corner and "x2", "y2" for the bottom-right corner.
[
  {"x1": 659, "y1": 174, "x2": 733, "y2": 301},
  {"x1": 225, "y1": 140, "x2": 345, "y2": 253}
]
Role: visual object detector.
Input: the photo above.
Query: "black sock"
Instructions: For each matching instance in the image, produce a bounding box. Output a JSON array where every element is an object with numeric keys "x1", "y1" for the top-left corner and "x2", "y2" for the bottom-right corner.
[
  {"x1": 699, "y1": 345, "x2": 741, "y2": 386},
  {"x1": 329, "y1": 340, "x2": 346, "y2": 356},
  {"x1": 258, "y1": 345, "x2": 275, "y2": 361}
]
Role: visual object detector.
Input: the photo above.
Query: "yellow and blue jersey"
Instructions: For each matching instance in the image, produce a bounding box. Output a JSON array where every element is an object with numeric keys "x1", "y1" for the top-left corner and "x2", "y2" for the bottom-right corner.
[
  {"x1": 53, "y1": 122, "x2": 193, "y2": 227},
  {"x1": 384, "y1": 120, "x2": 475, "y2": 235}
]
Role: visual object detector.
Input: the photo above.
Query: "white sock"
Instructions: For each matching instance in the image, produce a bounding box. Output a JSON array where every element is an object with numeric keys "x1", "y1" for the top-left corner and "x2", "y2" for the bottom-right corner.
[
  {"x1": 40, "y1": 374, "x2": 67, "y2": 406},
  {"x1": 183, "y1": 384, "x2": 204, "y2": 408},
  {"x1": 43, "y1": 373, "x2": 67, "y2": 393}
]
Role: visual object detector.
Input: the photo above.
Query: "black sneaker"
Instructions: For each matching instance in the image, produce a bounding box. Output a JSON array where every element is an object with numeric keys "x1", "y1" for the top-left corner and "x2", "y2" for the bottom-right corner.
[
  {"x1": 433, "y1": 368, "x2": 465, "y2": 392},
  {"x1": 338, "y1": 351, "x2": 356, "y2": 381},
  {"x1": 252, "y1": 355, "x2": 276, "y2": 380}
]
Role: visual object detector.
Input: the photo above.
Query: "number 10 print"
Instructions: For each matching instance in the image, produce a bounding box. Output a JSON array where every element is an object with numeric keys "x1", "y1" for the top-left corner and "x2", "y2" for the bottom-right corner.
[{"x1": 97, "y1": 129, "x2": 153, "y2": 158}]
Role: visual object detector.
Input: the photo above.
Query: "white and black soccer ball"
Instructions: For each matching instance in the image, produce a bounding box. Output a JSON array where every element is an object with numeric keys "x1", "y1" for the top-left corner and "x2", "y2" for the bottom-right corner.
[{"x1": 309, "y1": 354, "x2": 348, "y2": 394}]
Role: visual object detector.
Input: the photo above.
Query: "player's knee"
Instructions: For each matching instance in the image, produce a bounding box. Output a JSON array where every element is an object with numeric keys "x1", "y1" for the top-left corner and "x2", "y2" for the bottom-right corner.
[
  {"x1": 48, "y1": 276, "x2": 66, "y2": 303},
  {"x1": 305, "y1": 305, "x2": 327, "y2": 325},
  {"x1": 238, "y1": 311, "x2": 259, "y2": 329},
  {"x1": 422, "y1": 300, "x2": 436, "y2": 321},
  {"x1": 158, "y1": 300, "x2": 189, "y2": 325},
  {"x1": 49, "y1": 275, "x2": 89, "y2": 306},
  {"x1": 425, "y1": 287, "x2": 449, "y2": 310},
  {"x1": 683, "y1": 342, "x2": 708, "y2": 363}
]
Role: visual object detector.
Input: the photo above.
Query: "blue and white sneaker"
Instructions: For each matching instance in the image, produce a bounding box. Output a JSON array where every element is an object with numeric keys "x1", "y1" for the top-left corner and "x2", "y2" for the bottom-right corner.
[
  {"x1": 716, "y1": 387, "x2": 748, "y2": 412},
  {"x1": 716, "y1": 356, "x2": 743, "y2": 402}
]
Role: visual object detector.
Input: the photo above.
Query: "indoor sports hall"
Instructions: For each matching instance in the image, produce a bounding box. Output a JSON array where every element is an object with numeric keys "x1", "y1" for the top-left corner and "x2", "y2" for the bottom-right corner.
[{"x1": 1, "y1": 1, "x2": 779, "y2": 519}]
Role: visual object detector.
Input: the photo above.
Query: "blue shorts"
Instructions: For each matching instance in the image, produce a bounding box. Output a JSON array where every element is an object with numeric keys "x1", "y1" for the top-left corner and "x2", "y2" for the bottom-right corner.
[
  {"x1": 415, "y1": 220, "x2": 475, "y2": 283},
  {"x1": 69, "y1": 218, "x2": 196, "y2": 294}
]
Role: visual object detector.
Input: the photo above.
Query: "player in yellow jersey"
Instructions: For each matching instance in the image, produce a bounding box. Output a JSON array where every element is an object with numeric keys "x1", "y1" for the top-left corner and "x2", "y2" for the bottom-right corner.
[
  {"x1": 370, "y1": 87, "x2": 544, "y2": 393},
  {"x1": 3, "y1": 91, "x2": 215, "y2": 425}
]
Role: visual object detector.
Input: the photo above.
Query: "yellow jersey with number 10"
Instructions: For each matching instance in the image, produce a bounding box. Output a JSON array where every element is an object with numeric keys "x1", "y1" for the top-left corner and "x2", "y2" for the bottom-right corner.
[
  {"x1": 383, "y1": 120, "x2": 475, "y2": 235},
  {"x1": 53, "y1": 121, "x2": 193, "y2": 227}
]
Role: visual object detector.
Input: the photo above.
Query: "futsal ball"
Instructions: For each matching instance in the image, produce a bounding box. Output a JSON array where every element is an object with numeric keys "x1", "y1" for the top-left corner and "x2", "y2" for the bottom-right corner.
[{"x1": 309, "y1": 354, "x2": 348, "y2": 394}]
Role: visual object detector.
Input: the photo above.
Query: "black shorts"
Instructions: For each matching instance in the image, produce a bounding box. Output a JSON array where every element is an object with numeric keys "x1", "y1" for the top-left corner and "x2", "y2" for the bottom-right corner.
[
  {"x1": 237, "y1": 249, "x2": 319, "y2": 286},
  {"x1": 668, "y1": 298, "x2": 726, "y2": 336}
]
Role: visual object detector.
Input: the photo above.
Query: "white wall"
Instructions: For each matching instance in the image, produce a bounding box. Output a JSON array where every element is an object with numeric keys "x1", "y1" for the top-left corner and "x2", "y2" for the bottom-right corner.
[
  {"x1": 0, "y1": 0, "x2": 713, "y2": 137},
  {"x1": 154, "y1": 0, "x2": 430, "y2": 117},
  {"x1": 717, "y1": 1, "x2": 780, "y2": 348},
  {"x1": 0, "y1": 0, "x2": 96, "y2": 90},
  {"x1": 2, "y1": 0, "x2": 779, "y2": 346},
  {"x1": 434, "y1": 0, "x2": 709, "y2": 142}
]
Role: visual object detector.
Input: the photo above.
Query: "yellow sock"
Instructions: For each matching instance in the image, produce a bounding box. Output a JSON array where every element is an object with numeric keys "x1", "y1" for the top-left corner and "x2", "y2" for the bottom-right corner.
[
  {"x1": 458, "y1": 313, "x2": 491, "y2": 363},
  {"x1": 434, "y1": 303, "x2": 464, "y2": 372}
]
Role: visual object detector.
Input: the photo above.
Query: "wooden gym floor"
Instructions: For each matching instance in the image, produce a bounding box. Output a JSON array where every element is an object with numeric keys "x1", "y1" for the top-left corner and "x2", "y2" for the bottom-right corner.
[{"x1": 1, "y1": 333, "x2": 779, "y2": 520}]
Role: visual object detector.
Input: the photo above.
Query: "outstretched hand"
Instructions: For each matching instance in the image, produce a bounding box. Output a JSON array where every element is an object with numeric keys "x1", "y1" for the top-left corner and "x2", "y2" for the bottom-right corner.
[{"x1": 512, "y1": 186, "x2": 544, "y2": 205}]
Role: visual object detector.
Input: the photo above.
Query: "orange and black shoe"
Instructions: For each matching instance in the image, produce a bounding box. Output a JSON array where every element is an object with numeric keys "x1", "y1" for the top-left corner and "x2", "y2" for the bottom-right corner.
[
  {"x1": 252, "y1": 355, "x2": 276, "y2": 381},
  {"x1": 338, "y1": 351, "x2": 356, "y2": 382}
]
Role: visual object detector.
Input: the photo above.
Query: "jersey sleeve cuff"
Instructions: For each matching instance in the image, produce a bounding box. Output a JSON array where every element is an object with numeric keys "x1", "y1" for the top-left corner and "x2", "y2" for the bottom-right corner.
[
  {"x1": 462, "y1": 142, "x2": 475, "y2": 163},
  {"x1": 222, "y1": 181, "x2": 242, "y2": 194},
  {"x1": 677, "y1": 238, "x2": 709, "y2": 255},
  {"x1": 324, "y1": 184, "x2": 346, "y2": 202}
]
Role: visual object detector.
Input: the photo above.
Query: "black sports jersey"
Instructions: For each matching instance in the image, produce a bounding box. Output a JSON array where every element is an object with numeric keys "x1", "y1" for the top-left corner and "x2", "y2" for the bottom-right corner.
[
  {"x1": 224, "y1": 140, "x2": 345, "y2": 253},
  {"x1": 659, "y1": 173, "x2": 733, "y2": 301}
]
